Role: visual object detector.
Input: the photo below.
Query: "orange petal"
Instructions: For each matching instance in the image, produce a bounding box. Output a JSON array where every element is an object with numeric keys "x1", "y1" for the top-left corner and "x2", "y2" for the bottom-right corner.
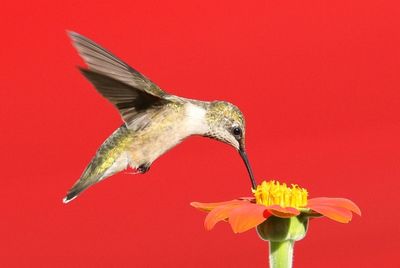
[
  {"x1": 238, "y1": 197, "x2": 256, "y2": 202},
  {"x1": 308, "y1": 197, "x2": 361, "y2": 216},
  {"x1": 228, "y1": 203, "x2": 269, "y2": 233},
  {"x1": 190, "y1": 199, "x2": 246, "y2": 212},
  {"x1": 204, "y1": 203, "x2": 243, "y2": 230},
  {"x1": 266, "y1": 205, "x2": 300, "y2": 218},
  {"x1": 307, "y1": 204, "x2": 353, "y2": 223}
]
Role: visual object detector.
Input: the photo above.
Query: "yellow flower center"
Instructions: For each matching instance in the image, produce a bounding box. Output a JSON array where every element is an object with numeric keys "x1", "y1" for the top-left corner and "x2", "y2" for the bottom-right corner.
[{"x1": 253, "y1": 180, "x2": 308, "y2": 208}]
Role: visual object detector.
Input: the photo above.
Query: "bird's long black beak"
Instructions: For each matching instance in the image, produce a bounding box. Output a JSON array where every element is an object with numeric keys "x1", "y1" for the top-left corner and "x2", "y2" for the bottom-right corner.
[{"x1": 239, "y1": 146, "x2": 257, "y2": 190}]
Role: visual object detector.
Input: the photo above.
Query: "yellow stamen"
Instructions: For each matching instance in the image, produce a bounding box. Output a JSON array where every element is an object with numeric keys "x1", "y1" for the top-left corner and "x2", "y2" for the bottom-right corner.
[{"x1": 253, "y1": 180, "x2": 308, "y2": 208}]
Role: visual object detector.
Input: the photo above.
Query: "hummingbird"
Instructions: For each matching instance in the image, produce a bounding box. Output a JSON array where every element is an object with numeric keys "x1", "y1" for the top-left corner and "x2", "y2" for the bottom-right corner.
[{"x1": 63, "y1": 32, "x2": 256, "y2": 203}]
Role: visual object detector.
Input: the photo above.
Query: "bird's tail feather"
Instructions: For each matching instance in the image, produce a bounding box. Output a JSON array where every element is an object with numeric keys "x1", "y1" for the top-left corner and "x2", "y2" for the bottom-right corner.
[
  {"x1": 63, "y1": 125, "x2": 132, "y2": 203},
  {"x1": 63, "y1": 158, "x2": 105, "y2": 203},
  {"x1": 63, "y1": 170, "x2": 101, "y2": 203}
]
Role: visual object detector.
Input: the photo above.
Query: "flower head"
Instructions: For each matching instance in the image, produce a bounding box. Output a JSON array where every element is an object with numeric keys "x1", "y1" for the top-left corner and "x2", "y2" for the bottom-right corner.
[
  {"x1": 191, "y1": 180, "x2": 361, "y2": 234},
  {"x1": 253, "y1": 180, "x2": 308, "y2": 208}
]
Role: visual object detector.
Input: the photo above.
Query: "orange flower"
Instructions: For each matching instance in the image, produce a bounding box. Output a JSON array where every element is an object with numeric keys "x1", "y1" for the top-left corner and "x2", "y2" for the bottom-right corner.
[{"x1": 191, "y1": 180, "x2": 361, "y2": 234}]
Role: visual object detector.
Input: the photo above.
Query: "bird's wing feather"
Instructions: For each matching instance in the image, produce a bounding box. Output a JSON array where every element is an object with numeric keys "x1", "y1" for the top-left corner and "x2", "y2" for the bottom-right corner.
[
  {"x1": 80, "y1": 68, "x2": 170, "y2": 130},
  {"x1": 69, "y1": 31, "x2": 166, "y2": 97}
]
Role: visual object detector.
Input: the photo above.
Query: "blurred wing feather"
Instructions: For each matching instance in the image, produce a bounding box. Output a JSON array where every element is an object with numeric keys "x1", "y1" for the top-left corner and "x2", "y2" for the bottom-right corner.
[
  {"x1": 69, "y1": 31, "x2": 166, "y2": 97},
  {"x1": 79, "y1": 68, "x2": 169, "y2": 130}
]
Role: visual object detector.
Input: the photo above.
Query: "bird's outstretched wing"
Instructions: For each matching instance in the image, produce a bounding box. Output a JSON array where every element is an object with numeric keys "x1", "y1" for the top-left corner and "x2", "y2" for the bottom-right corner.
[
  {"x1": 69, "y1": 31, "x2": 173, "y2": 129},
  {"x1": 68, "y1": 31, "x2": 166, "y2": 98},
  {"x1": 79, "y1": 68, "x2": 170, "y2": 130}
]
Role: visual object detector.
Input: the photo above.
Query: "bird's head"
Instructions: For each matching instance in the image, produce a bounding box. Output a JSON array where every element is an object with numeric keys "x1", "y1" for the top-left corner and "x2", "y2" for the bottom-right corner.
[{"x1": 205, "y1": 101, "x2": 256, "y2": 189}]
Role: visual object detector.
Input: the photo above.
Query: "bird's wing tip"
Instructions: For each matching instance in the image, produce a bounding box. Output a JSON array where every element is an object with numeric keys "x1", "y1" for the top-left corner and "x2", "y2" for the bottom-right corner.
[
  {"x1": 66, "y1": 30, "x2": 78, "y2": 39},
  {"x1": 67, "y1": 31, "x2": 91, "y2": 45},
  {"x1": 66, "y1": 30, "x2": 81, "y2": 37}
]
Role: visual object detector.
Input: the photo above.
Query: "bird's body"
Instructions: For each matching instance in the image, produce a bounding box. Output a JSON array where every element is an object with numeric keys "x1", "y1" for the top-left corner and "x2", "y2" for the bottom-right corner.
[{"x1": 64, "y1": 32, "x2": 255, "y2": 203}]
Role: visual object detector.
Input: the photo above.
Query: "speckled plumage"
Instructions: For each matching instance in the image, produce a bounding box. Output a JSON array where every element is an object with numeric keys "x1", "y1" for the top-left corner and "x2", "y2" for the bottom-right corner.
[
  {"x1": 205, "y1": 101, "x2": 246, "y2": 148},
  {"x1": 63, "y1": 32, "x2": 252, "y2": 203}
]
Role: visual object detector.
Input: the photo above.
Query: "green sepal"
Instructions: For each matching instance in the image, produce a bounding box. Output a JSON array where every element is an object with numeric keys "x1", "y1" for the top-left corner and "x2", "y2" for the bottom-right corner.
[{"x1": 256, "y1": 215, "x2": 309, "y2": 242}]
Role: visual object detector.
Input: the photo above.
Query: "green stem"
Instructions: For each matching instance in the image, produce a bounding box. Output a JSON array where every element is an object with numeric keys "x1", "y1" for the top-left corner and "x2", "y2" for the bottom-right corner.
[{"x1": 269, "y1": 240, "x2": 294, "y2": 268}]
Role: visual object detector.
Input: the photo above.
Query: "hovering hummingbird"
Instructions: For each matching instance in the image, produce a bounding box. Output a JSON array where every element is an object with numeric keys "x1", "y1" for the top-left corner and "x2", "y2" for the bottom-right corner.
[{"x1": 63, "y1": 32, "x2": 256, "y2": 203}]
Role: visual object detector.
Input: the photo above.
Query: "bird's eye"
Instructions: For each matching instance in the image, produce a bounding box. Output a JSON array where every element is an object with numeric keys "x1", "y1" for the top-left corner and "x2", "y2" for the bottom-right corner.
[{"x1": 232, "y1": 127, "x2": 242, "y2": 139}]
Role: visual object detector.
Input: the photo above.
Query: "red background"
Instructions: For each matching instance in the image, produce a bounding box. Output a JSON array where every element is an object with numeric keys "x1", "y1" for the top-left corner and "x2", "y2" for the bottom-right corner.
[{"x1": 1, "y1": 0, "x2": 399, "y2": 267}]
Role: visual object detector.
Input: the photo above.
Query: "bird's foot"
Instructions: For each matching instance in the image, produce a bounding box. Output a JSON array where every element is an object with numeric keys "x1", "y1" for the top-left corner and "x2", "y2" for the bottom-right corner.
[
  {"x1": 137, "y1": 163, "x2": 150, "y2": 174},
  {"x1": 125, "y1": 164, "x2": 151, "y2": 175}
]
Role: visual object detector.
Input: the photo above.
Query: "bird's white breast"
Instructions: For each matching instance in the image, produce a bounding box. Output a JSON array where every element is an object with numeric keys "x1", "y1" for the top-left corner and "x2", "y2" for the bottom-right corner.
[{"x1": 128, "y1": 102, "x2": 209, "y2": 166}]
